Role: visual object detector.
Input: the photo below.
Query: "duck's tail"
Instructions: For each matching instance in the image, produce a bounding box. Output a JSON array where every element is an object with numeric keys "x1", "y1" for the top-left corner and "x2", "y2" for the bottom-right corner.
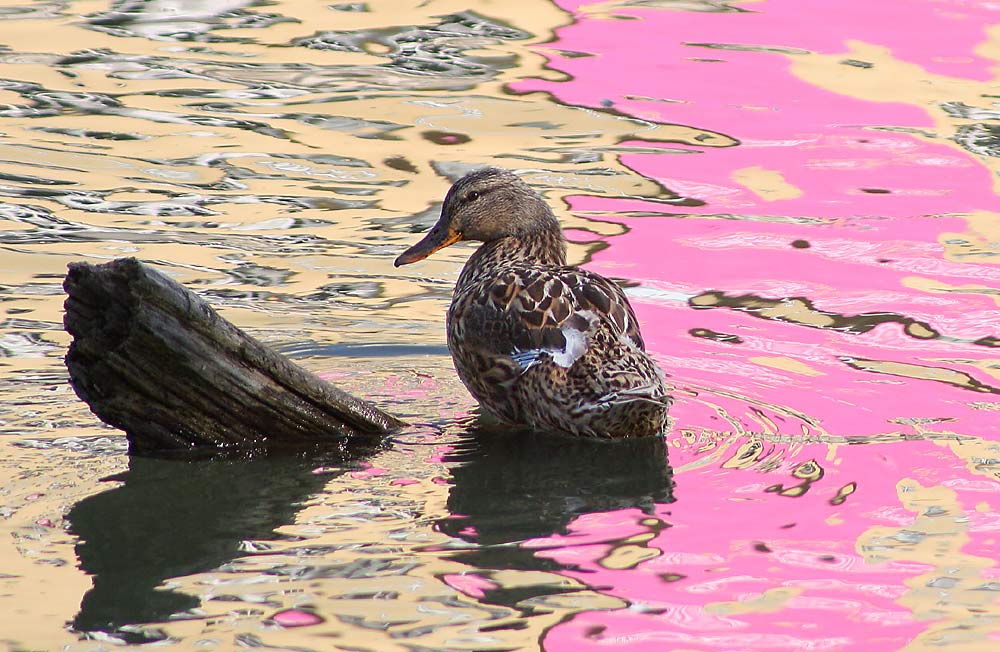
[{"x1": 596, "y1": 384, "x2": 673, "y2": 408}]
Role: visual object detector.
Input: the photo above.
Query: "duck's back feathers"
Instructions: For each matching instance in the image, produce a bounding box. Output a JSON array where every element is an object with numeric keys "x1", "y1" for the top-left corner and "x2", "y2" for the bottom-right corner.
[
  {"x1": 450, "y1": 265, "x2": 641, "y2": 363},
  {"x1": 447, "y1": 264, "x2": 669, "y2": 438}
]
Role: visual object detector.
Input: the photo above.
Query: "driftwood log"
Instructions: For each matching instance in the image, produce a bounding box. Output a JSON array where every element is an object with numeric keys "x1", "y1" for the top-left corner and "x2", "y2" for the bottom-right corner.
[{"x1": 64, "y1": 257, "x2": 405, "y2": 455}]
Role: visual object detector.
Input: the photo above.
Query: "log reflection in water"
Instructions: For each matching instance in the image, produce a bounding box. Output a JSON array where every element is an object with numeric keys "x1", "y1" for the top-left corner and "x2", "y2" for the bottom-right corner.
[{"x1": 67, "y1": 443, "x2": 381, "y2": 640}]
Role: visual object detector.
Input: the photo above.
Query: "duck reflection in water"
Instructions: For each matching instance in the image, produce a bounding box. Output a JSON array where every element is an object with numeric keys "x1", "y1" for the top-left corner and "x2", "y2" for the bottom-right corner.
[
  {"x1": 440, "y1": 419, "x2": 675, "y2": 548},
  {"x1": 395, "y1": 168, "x2": 672, "y2": 438}
]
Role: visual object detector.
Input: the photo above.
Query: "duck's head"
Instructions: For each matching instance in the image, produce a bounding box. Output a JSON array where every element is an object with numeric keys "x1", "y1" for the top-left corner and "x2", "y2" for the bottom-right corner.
[{"x1": 394, "y1": 167, "x2": 558, "y2": 267}]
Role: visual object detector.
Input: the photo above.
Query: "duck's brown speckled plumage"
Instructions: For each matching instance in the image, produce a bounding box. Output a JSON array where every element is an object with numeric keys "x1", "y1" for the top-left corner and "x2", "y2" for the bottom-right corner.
[{"x1": 395, "y1": 167, "x2": 671, "y2": 438}]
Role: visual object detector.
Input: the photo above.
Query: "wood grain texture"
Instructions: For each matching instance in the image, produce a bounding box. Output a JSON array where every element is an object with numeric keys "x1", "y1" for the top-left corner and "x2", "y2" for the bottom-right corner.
[{"x1": 63, "y1": 257, "x2": 405, "y2": 454}]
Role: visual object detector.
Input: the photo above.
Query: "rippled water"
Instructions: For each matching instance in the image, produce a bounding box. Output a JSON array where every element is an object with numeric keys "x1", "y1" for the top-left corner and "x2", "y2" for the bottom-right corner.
[{"x1": 1, "y1": 0, "x2": 999, "y2": 649}]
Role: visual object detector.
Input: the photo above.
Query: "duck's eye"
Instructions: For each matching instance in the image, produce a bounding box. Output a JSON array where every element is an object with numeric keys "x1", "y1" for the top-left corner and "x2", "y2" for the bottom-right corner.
[{"x1": 466, "y1": 190, "x2": 480, "y2": 202}]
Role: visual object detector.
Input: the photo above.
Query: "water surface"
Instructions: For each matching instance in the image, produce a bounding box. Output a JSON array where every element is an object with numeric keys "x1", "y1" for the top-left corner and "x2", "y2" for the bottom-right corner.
[{"x1": 1, "y1": 0, "x2": 999, "y2": 650}]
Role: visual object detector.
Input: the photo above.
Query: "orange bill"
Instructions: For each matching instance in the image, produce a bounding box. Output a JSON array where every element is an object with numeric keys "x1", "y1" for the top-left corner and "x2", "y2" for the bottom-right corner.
[{"x1": 394, "y1": 225, "x2": 462, "y2": 267}]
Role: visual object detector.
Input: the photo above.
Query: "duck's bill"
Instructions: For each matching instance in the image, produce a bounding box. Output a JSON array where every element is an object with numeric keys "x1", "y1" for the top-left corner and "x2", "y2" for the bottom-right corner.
[{"x1": 394, "y1": 226, "x2": 462, "y2": 267}]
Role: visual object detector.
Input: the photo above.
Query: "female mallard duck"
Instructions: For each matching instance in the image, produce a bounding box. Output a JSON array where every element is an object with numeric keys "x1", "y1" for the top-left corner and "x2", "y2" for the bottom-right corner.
[{"x1": 394, "y1": 167, "x2": 671, "y2": 438}]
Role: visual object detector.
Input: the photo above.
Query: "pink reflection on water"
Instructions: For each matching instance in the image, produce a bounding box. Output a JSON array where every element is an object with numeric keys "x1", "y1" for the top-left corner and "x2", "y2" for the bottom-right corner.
[
  {"x1": 500, "y1": 0, "x2": 1000, "y2": 649},
  {"x1": 442, "y1": 572, "x2": 499, "y2": 599},
  {"x1": 536, "y1": 439, "x2": 994, "y2": 651},
  {"x1": 512, "y1": 0, "x2": 1000, "y2": 437}
]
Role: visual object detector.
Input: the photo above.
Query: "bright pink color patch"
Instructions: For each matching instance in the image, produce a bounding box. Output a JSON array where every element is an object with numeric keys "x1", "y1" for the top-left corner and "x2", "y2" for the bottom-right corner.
[
  {"x1": 270, "y1": 608, "x2": 325, "y2": 628},
  {"x1": 349, "y1": 462, "x2": 389, "y2": 480},
  {"x1": 442, "y1": 572, "x2": 500, "y2": 599}
]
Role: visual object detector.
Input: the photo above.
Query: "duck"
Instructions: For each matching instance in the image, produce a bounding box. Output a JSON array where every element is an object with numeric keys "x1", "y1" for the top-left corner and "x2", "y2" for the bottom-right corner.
[{"x1": 394, "y1": 167, "x2": 671, "y2": 438}]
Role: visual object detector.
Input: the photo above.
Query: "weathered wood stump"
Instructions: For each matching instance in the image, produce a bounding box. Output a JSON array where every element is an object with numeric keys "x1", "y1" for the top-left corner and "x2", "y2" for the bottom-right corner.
[{"x1": 64, "y1": 257, "x2": 405, "y2": 455}]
